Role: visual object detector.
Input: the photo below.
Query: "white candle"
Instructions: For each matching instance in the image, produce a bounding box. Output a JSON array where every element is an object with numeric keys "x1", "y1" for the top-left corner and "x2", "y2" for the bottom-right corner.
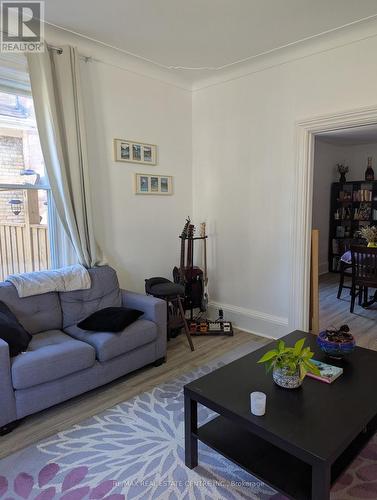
[{"x1": 250, "y1": 391, "x2": 266, "y2": 416}]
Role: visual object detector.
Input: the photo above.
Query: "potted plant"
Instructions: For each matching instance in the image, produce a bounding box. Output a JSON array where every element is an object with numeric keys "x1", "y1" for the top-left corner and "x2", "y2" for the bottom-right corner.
[
  {"x1": 257, "y1": 338, "x2": 320, "y2": 389},
  {"x1": 337, "y1": 164, "x2": 349, "y2": 183},
  {"x1": 357, "y1": 225, "x2": 377, "y2": 248}
]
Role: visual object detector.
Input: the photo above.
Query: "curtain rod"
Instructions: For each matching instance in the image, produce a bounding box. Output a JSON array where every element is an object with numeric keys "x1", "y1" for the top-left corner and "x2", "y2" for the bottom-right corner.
[
  {"x1": 48, "y1": 45, "x2": 92, "y2": 63},
  {"x1": 48, "y1": 45, "x2": 63, "y2": 54}
]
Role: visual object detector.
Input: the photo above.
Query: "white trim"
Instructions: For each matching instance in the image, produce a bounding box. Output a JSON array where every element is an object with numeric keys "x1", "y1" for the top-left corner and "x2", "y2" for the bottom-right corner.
[
  {"x1": 0, "y1": 183, "x2": 50, "y2": 191},
  {"x1": 209, "y1": 300, "x2": 288, "y2": 326},
  {"x1": 290, "y1": 104, "x2": 377, "y2": 331},
  {"x1": 208, "y1": 300, "x2": 289, "y2": 339}
]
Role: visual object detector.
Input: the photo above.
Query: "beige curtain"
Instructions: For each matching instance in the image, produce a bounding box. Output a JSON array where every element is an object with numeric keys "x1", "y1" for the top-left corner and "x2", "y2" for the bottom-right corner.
[{"x1": 27, "y1": 46, "x2": 102, "y2": 267}]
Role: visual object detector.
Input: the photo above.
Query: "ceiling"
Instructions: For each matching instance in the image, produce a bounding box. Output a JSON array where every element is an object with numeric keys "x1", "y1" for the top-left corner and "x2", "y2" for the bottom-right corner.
[
  {"x1": 316, "y1": 125, "x2": 377, "y2": 146},
  {"x1": 43, "y1": 0, "x2": 377, "y2": 82}
]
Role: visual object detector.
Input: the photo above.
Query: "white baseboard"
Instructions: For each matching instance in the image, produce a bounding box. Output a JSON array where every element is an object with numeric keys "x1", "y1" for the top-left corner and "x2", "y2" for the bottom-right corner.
[{"x1": 208, "y1": 301, "x2": 290, "y2": 339}]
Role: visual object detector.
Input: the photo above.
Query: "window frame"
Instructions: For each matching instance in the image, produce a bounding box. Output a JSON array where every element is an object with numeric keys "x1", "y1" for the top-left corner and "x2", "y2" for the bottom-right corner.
[{"x1": 0, "y1": 183, "x2": 58, "y2": 270}]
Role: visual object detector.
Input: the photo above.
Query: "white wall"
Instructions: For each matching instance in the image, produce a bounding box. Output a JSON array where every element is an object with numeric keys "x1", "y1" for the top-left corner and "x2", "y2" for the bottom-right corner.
[
  {"x1": 45, "y1": 21, "x2": 377, "y2": 338},
  {"x1": 192, "y1": 31, "x2": 377, "y2": 337},
  {"x1": 45, "y1": 26, "x2": 192, "y2": 292},
  {"x1": 313, "y1": 140, "x2": 377, "y2": 275}
]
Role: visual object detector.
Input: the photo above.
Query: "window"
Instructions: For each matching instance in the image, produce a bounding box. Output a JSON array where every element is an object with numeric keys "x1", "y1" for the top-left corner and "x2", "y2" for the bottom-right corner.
[{"x1": 0, "y1": 90, "x2": 53, "y2": 280}]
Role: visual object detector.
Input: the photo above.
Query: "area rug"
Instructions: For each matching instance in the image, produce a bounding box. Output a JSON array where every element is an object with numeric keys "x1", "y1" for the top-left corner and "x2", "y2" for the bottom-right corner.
[{"x1": 0, "y1": 343, "x2": 376, "y2": 500}]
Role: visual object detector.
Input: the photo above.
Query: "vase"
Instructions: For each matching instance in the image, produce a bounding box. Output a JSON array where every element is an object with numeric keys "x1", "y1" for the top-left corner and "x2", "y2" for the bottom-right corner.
[
  {"x1": 367, "y1": 242, "x2": 377, "y2": 248},
  {"x1": 272, "y1": 367, "x2": 302, "y2": 389},
  {"x1": 339, "y1": 173, "x2": 346, "y2": 184}
]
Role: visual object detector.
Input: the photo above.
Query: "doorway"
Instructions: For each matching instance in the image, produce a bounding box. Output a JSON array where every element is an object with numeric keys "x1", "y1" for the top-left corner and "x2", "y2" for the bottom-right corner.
[
  {"x1": 290, "y1": 105, "x2": 377, "y2": 345},
  {"x1": 311, "y1": 126, "x2": 377, "y2": 348}
]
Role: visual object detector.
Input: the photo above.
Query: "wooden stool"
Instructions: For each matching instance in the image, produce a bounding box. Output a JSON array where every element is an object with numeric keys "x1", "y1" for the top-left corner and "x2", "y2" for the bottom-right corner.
[{"x1": 145, "y1": 277, "x2": 194, "y2": 351}]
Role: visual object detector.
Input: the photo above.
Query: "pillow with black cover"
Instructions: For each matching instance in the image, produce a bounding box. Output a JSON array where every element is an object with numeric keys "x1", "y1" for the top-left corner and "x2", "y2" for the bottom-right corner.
[
  {"x1": 78, "y1": 307, "x2": 143, "y2": 332},
  {"x1": 0, "y1": 301, "x2": 32, "y2": 357}
]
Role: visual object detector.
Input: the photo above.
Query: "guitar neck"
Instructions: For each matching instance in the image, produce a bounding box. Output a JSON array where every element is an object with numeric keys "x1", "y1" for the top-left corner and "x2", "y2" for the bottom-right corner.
[
  {"x1": 203, "y1": 238, "x2": 208, "y2": 284},
  {"x1": 180, "y1": 238, "x2": 185, "y2": 269},
  {"x1": 186, "y1": 238, "x2": 193, "y2": 268}
]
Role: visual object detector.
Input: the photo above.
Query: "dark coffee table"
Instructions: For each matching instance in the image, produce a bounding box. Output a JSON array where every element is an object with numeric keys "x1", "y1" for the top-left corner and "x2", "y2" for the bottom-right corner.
[{"x1": 184, "y1": 331, "x2": 377, "y2": 500}]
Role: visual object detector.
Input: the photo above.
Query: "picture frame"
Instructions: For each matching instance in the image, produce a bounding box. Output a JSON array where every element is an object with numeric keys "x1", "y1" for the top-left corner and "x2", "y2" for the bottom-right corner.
[
  {"x1": 134, "y1": 174, "x2": 173, "y2": 195},
  {"x1": 114, "y1": 139, "x2": 157, "y2": 165}
]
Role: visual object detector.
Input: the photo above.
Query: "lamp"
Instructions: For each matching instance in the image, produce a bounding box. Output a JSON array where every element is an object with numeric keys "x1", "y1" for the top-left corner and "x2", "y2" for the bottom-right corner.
[{"x1": 9, "y1": 199, "x2": 23, "y2": 216}]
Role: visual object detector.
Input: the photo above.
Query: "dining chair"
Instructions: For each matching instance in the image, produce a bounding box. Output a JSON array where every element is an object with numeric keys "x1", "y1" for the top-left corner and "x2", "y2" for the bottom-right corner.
[
  {"x1": 350, "y1": 245, "x2": 377, "y2": 313},
  {"x1": 337, "y1": 239, "x2": 366, "y2": 299},
  {"x1": 337, "y1": 260, "x2": 353, "y2": 299}
]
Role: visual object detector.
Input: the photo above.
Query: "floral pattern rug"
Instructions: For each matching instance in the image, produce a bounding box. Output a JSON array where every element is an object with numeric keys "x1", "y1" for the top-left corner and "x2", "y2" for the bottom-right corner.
[{"x1": 0, "y1": 344, "x2": 377, "y2": 499}]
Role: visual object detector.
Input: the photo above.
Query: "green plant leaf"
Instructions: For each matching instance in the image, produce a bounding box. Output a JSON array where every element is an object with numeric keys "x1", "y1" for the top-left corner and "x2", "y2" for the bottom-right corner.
[
  {"x1": 278, "y1": 340, "x2": 285, "y2": 353},
  {"x1": 293, "y1": 338, "x2": 306, "y2": 356},
  {"x1": 299, "y1": 364, "x2": 307, "y2": 380},
  {"x1": 288, "y1": 361, "x2": 297, "y2": 373},
  {"x1": 265, "y1": 359, "x2": 274, "y2": 373},
  {"x1": 304, "y1": 360, "x2": 320, "y2": 376},
  {"x1": 257, "y1": 349, "x2": 278, "y2": 363}
]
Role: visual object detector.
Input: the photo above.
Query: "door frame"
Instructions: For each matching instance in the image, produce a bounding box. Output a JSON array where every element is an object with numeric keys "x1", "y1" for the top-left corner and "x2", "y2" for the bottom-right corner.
[{"x1": 290, "y1": 104, "x2": 377, "y2": 331}]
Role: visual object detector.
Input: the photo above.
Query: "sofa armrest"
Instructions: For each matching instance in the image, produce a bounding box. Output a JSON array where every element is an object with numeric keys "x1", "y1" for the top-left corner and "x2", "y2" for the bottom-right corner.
[
  {"x1": 0, "y1": 339, "x2": 17, "y2": 428},
  {"x1": 121, "y1": 290, "x2": 167, "y2": 359}
]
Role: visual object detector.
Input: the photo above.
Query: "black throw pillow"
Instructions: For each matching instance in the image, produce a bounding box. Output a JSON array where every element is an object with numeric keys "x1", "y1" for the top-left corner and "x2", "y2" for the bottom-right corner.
[
  {"x1": 78, "y1": 307, "x2": 143, "y2": 332},
  {"x1": 0, "y1": 301, "x2": 32, "y2": 357}
]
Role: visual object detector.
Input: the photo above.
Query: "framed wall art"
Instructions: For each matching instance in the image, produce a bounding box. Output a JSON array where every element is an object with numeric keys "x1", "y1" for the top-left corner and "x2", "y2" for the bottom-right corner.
[
  {"x1": 114, "y1": 139, "x2": 157, "y2": 165},
  {"x1": 134, "y1": 174, "x2": 173, "y2": 195}
]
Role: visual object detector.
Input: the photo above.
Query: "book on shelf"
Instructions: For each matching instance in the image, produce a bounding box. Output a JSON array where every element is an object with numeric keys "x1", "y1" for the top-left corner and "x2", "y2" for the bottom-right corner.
[
  {"x1": 353, "y1": 189, "x2": 372, "y2": 202},
  {"x1": 307, "y1": 360, "x2": 343, "y2": 384},
  {"x1": 336, "y1": 226, "x2": 345, "y2": 238},
  {"x1": 332, "y1": 239, "x2": 339, "y2": 253}
]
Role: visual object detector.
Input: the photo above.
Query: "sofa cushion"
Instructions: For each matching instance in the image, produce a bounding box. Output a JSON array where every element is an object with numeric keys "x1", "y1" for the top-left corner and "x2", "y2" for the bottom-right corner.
[
  {"x1": 0, "y1": 282, "x2": 62, "y2": 334},
  {"x1": 65, "y1": 319, "x2": 157, "y2": 362},
  {"x1": 60, "y1": 266, "x2": 122, "y2": 328},
  {"x1": 78, "y1": 307, "x2": 143, "y2": 332},
  {"x1": 11, "y1": 330, "x2": 96, "y2": 390}
]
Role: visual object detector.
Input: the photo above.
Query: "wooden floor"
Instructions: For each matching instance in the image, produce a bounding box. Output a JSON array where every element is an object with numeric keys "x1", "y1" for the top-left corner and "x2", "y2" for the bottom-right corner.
[
  {"x1": 319, "y1": 273, "x2": 377, "y2": 349},
  {"x1": 0, "y1": 329, "x2": 267, "y2": 460}
]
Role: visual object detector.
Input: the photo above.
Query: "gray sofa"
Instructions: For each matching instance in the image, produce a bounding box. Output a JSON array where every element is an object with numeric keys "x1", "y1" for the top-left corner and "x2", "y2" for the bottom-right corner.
[{"x1": 0, "y1": 265, "x2": 166, "y2": 434}]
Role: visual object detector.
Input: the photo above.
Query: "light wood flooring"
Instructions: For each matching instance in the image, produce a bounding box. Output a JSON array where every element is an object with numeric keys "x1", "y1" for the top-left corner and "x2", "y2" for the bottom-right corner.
[
  {"x1": 0, "y1": 329, "x2": 268, "y2": 460},
  {"x1": 319, "y1": 273, "x2": 377, "y2": 349}
]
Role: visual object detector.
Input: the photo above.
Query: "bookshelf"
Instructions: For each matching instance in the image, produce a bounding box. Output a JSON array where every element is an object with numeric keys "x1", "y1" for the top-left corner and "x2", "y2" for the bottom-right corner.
[{"x1": 329, "y1": 180, "x2": 377, "y2": 272}]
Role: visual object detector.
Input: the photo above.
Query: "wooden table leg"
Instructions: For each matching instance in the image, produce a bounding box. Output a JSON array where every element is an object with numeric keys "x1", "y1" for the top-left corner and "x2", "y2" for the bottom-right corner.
[
  {"x1": 184, "y1": 390, "x2": 198, "y2": 469},
  {"x1": 312, "y1": 462, "x2": 330, "y2": 500},
  {"x1": 177, "y1": 296, "x2": 194, "y2": 351}
]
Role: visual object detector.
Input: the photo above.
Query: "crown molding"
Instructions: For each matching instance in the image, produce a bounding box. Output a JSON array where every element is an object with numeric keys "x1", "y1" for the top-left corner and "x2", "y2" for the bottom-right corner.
[
  {"x1": 44, "y1": 16, "x2": 377, "y2": 92},
  {"x1": 43, "y1": 24, "x2": 193, "y2": 91},
  {"x1": 191, "y1": 16, "x2": 377, "y2": 91}
]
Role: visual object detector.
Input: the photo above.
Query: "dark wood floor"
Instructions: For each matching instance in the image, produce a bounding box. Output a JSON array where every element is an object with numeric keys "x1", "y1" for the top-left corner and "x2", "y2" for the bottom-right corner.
[{"x1": 319, "y1": 273, "x2": 377, "y2": 349}]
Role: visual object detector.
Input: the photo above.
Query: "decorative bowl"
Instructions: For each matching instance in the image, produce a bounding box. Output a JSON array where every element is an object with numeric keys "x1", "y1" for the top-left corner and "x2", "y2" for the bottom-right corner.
[{"x1": 317, "y1": 330, "x2": 355, "y2": 359}]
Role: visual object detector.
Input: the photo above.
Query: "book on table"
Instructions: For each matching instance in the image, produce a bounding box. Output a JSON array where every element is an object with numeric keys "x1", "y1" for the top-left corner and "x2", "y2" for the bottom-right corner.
[{"x1": 307, "y1": 359, "x2": 343, "y2": 384}]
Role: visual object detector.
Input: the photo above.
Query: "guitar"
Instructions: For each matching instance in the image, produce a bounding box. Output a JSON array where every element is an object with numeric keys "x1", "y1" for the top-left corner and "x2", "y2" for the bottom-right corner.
[
  {"x1": 173, "y1": 217, "x2": 190, "y2": 284},
  {"x1": 185, "y1": 224, "x2": 204, "y2": 311},
  {"x1": 200, "y1": 222, "x2": 208, "y2": 311}
]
